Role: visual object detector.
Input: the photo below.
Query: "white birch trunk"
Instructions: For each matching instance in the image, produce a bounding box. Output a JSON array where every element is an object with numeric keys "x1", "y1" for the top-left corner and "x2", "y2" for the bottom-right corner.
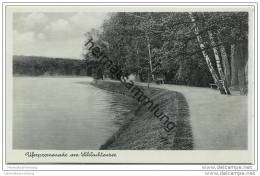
[
  {"x1": 208, "y1": 31, "x2": 231, "y2": 94},
  {"x1": 145, "y1": 34, "x2": 155, "y2": 81},
  {"x1": 189, "y1": 13, "x2": 224, "y2": 94}
]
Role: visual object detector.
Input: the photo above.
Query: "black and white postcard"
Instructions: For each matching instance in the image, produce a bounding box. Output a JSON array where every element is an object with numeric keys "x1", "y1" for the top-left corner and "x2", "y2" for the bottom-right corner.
[{"x1": 2, "y1": 3, "x2": 256, "y2": 166}]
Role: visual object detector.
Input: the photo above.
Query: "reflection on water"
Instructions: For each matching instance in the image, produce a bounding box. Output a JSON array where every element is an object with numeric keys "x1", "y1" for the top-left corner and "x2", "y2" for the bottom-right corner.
[{"x1": 13, "y1": 77, "x2": 133, "y2": 149}]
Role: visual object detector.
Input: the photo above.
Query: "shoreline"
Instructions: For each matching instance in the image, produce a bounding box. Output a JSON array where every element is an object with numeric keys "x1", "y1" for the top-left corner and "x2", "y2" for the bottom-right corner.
[{"x1": 89, "y1": 80, "x2": 193, "y2": 150}]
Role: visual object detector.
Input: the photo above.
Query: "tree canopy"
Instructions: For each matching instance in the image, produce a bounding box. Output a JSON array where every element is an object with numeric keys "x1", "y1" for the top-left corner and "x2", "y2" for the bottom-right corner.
[{"x1": 83, "y1": 12, "x2": 248, "y2": 93}]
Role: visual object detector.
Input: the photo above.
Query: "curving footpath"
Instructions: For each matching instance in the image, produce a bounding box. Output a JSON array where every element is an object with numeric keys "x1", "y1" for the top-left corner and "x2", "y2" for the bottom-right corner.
[{"x1": 144, "y1": 83, "x2": 248, "y2": 150}]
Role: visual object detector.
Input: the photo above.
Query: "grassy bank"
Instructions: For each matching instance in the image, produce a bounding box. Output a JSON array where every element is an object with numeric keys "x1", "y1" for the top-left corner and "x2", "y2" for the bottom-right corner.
[{"x1": 90, "y1": 80, "x2": 193, "y2": 150}]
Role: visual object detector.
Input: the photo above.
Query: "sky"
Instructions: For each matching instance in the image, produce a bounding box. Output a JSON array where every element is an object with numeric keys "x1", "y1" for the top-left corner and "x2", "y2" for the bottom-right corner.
[{"x1": 13, "y1": 12, "x2": 109, "y2": 59}]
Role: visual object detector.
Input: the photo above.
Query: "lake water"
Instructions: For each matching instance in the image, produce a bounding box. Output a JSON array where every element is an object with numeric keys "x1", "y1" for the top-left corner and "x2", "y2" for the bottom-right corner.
[{"x1": 13, "y1": 77, "x2": 132, "y2": 150}]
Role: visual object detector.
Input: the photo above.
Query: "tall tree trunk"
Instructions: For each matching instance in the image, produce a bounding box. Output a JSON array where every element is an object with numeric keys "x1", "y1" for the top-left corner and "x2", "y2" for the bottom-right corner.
[
  {"x1": 231, "y1": 44, "x2": 238, "y2": 87},
  {"x1": 244, "y1": 42, "x2": 248, "y2": 95},
  {"x1": 208, "y1": 31, "x2": 231, "y2": 95},
  {"x1": 236, "y1": 42, "x2": 248, "y2": 95},
  {"x1": 136, "y1": 41, "x2": 140, "y2": 81},
  {"x1": 145, "y1": 34, "x2": 155, "y2": 81},
  {"x1": 217, "y1": 35, "x2": 231, "y2": 88},
  {"x1": 244, "y1": 60, "x2": 248, "y2": 95},
  {"x1": 189, "y1": 13, "x2": 225, "y2": 94},
  {"x1": 245, "y1": 60, "x2": 248, "y2": 84},
  {"x1": 230, "y1": 42, "x2": 248, "y2": 95}
]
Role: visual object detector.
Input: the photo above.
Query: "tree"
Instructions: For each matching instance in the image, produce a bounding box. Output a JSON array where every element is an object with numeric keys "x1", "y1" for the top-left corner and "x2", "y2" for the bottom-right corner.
[
  {"x1": 83, "y1": 12, "x2": 248, "y2": 95},
  {"x1": 189, "y1": 12, "x2": 226, "y2": 94},
  {"x1": 207, "y1": 30, "x2": 231, "y2": 94},
  {"x1": 218, "y1": 34, "x2": 231, "y2": 88}
]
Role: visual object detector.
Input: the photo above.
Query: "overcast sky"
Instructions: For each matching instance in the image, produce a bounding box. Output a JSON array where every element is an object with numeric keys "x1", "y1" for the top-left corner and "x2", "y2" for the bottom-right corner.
[{"x1": 13, "y1": 12, "x2": 108, "y2": 59}]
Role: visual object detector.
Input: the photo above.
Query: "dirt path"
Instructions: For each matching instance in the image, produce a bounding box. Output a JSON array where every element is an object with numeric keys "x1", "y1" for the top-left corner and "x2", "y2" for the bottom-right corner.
[{"x1": 138, "y1": 83, "x2": 248, "y2": 150}]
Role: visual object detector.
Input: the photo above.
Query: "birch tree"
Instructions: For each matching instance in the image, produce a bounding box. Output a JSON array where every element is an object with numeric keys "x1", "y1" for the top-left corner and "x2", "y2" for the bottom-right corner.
[
  {"x1": 189, "y1": 12, "x2": 226, "y2": 94},
  {"x1": 145, "y1": 33, "x2": 155, "y2": 81},
  {"x1": 208, "y1": 30, "x2": 231, "y2": 94},
  {"x1": 217, "y1": 34, "x2": 231, "y2": 87}
]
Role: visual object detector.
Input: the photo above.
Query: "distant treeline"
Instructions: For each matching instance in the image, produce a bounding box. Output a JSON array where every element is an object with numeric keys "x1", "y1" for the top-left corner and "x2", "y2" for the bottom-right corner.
[{"x1": 13, "y1": 55, "x2": 89, "y2": 76}]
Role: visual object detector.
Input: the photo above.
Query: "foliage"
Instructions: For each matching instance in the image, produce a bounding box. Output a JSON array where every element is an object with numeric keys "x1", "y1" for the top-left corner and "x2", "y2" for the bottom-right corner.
[
  {"x1": 13, "y1": 55, "x2": 87, "y2": 76},
  {"x1": 84, "y1": 12, "x2": 248, "y2": 87}
]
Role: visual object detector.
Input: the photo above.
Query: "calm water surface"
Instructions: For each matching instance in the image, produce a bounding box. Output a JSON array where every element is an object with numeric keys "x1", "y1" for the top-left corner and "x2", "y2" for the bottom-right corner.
[{"x1": 13, "y1": 77, "x2": 132, "y2": 149}]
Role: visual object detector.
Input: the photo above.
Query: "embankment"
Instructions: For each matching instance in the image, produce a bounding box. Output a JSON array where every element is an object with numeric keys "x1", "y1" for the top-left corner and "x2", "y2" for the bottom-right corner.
[{"x1": 90, "y1": 80, "x2": 193, "y2": 150}]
